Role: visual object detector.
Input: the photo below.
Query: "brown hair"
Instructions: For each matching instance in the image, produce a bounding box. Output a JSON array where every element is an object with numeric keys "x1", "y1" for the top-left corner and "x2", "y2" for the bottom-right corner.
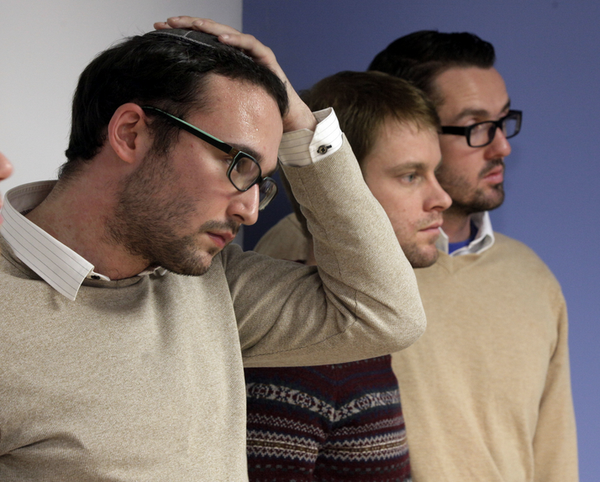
[
  {"x1": 301, "y1": 71, "x2": 439, "y2": 168},
  {"x1": 288, "y1": 70, "x2": 439, "y2": 238}
]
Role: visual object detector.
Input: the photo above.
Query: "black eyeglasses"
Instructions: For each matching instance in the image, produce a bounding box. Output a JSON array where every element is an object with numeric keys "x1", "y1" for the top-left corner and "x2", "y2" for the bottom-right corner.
[
  {"x1": 441, "y1": 110, "x2": 522, "y2": 148},
  {"x1": 142, "y1": 106, "x2": 278, "y2": 210}
]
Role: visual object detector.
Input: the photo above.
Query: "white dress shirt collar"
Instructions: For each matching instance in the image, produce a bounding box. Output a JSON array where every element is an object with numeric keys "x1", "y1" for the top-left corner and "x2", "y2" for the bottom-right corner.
[
  {"x1": 436, "y1": 211, "x2": 495, "y2": 256},
  {"x1": 1, "y1": 110, "x2": 342, "y2": 300},
  {"x1": 0, "y1": 181, "x2": 164, "y2": 301}
]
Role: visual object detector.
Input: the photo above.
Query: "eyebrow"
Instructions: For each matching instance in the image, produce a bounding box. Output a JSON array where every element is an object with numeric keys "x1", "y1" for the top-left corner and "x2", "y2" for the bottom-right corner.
[
  {"x1": 386, "y1": 161, "x2": 428, "y2": 175},
  {"x1": 231, "y1": 143, "x2": 263, "y2": 164},
  {"x1": 230, "y1": 142, "x2": 280, "y2": 178},
  {"x1": 453, "y1": 99, "x2": 511, "y2": 123}
]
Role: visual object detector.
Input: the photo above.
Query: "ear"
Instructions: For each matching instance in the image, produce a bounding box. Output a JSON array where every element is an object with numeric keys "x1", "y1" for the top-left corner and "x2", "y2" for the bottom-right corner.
[{"x1": 107, "y1": 103, "x2": 153, "y2": 165}]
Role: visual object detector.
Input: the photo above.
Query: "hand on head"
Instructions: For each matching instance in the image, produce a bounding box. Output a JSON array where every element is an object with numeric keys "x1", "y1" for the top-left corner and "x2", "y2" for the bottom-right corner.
[
  {"x1": 0, "y1": 151, "x2": 12, "y2": 184},
  {"x1": 154, "y1": 16, "x2": 316, "y2": 132}
]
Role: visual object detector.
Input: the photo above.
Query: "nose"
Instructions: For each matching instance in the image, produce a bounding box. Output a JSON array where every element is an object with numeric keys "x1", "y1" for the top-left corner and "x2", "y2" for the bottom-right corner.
[
  {"x1": 0, "y1": 151, "x2": 13, "y2": 182},
  {"x1": 227, "y1": 183, "x2": 260, "y2": 225},
  {"x1": 425, "y1": 176, "x2": 452, "y2": 213},
  {"x1": 485, "y1": 127, "x2": 512, "y2": 159}
]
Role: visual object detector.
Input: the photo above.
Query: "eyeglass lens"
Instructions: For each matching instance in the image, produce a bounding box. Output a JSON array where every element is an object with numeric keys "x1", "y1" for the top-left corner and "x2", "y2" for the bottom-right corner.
[
  {"x1": 258, "y1": 180, "x2": 277, "y2": 211},
  {"x1": 229, "y1": 155, "x2": 261, "y2": 191},
  {"x1": 229, "y1": 154, "x2": 277, "y2": 210},
  {"x1": 469, "y1": 112, "x2": 521, "y2": 147}
]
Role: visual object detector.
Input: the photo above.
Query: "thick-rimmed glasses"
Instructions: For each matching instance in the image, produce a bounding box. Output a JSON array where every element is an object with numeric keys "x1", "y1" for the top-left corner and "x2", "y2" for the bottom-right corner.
[
  {"x1": 142, "y1": 106, "x2": 278, "y2": 210},
  {"x1": 441, "y1": 110, "x2": 522, "y2": 148}
]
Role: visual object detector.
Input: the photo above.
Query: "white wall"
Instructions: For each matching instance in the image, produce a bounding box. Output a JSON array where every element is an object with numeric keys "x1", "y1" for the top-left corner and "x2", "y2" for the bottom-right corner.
[{"x1": 0, "y1": 0, "x2": 243, "y2": 193}]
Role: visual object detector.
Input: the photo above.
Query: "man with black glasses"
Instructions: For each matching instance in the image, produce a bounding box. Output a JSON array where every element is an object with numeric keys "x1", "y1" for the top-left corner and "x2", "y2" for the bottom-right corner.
[
  {"x1": 0, "y1": 19, "x2": 426, "y2": 481},
  {"x1": 370, "y1": 31, "x2": 578, "y2": 482}
]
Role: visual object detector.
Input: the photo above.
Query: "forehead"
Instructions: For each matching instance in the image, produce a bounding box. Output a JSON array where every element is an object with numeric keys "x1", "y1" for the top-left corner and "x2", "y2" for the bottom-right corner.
[
  {"x1": 434, "y1": 67, "x2": 509, "y2": 122},
  {"x1": 191, "y1": 75, "x2": 283, "y2": 171},
  {"x1": 366, "y1": 120, "x2": 440, "y2": 170}
]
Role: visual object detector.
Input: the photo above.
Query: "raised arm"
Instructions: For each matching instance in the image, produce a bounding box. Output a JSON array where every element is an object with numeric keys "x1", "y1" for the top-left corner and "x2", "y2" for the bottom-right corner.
[{"x1": 155, "y1": 17, "x2": 427, "y2": 366}]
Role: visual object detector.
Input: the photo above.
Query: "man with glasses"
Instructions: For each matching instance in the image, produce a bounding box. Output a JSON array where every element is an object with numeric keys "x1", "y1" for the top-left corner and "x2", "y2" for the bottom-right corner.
[
  {"x1": 369, "y1": 31, "x2": 577, "y2": 482},
  {"x1": 0, "y1": 19, "x2": 426, "y2": 481}
]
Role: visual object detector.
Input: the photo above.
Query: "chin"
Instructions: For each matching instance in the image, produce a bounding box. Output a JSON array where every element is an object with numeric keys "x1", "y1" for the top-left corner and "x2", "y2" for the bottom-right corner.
[
  {"x1": 480, "y1": 184, "x2": 505, "y2": 210},
  {"x1": 405, "y1": 244, "x2": 440, "y2": 269},
  {"x1": 161, "y1": 249, "x2": 217, "y2": 277}
]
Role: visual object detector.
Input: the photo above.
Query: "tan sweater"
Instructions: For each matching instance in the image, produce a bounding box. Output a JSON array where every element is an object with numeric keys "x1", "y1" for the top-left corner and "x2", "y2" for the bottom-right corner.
[
  {"x1": 256, "y1": 214, "x2": 578, "y2": 482},
  {"x1": 0, "y1": 141, "x2": 426, "y2": 481},
  {"x1": 395, "y1": 234, "x2": 577, "y2": 482}
]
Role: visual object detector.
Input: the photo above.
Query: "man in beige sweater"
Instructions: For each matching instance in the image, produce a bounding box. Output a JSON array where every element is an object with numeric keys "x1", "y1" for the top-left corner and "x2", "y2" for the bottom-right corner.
[
  {"x1": 245, "y1": 71, "x2": 451, "y2": 481},
  {"x1": 0, "y1": 19, "x2": 426, "y2": 481},
  {"x1": 369, "y1": 31, "x2": 578, "y2": 481}
]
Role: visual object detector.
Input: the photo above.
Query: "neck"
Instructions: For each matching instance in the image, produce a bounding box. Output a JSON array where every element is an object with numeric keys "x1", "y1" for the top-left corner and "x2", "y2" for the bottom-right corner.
[
  {"x1": 25, "y1": 162, "x2": 150, "y2": 280},
  {"x1": 441, "y1": 206, "x2": 473, "y2": 243}
]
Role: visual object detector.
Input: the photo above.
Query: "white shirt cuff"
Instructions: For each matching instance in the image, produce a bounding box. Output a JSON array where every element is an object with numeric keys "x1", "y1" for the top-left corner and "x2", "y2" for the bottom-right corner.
[{"x1": 278, "y1": 108, "x2": 343, "y2": 167}]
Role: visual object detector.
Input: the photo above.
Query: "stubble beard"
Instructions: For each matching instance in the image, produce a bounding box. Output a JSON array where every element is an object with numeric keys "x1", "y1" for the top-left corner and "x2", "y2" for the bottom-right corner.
[
  {"x1": 105, "y1": 151, "x2": 237, "y2": 277},
  {"x1": 404, "y1": 242, "x2": 440, "y2": 269},
  {"x1": 398, "y1": 217, "x2": 443, "y2": 269},
  {"x1": 437, "y1": 159, "x2": 506, "y2": 217}
]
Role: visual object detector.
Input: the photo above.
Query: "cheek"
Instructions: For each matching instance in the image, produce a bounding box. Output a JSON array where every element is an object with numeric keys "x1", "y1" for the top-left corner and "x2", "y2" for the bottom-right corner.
[
  {"x1": 437, "y1": 157, "x2": 476, "y2": 188},
  {"x1": 440, "y1": 138, "x2": 472, "y2": 164},
  {"x1": 381, "y1": 201, "x2": 414, "y2": 237},
  {"x1": 441, "y1": 143, "x2": 485, "y2": 175},
  {"x1": 370, "y1": 185, "x2": 403, "y2": 217},
  {"x1": 369, "y1": 183, "x2": 417, "y2": 225},
  {"x1": 175, "y1": 153, "x2": 229, "y2": 197}
]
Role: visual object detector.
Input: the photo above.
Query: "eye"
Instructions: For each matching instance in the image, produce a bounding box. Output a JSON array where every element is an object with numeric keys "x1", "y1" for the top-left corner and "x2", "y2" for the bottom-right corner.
[
  {"x1": 469, "y1": 122, "x2": 489, "y2": 135},
  {"x1": 234, "y1": 156, "x2": 257, "y2": 175},
  {"x1": 398, "y1": 172, "x2": 419, "y2": 185}
]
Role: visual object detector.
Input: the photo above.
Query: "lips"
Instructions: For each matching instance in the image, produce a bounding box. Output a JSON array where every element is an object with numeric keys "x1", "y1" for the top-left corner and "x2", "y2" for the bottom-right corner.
[
  {"x1": 481, "y1": 161, "x2": 504, "y2": 184},
  {"x1": 419, "y1": 220, "x2": 443, "y2": 233},
  {"x1": 206, "y1": 231, "x2": 235, "y2": 249}
]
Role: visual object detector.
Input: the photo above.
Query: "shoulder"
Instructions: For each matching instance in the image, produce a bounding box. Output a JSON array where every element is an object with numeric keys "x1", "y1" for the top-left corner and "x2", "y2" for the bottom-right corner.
[
  {"x1": 0, "y1": 251, "x2": 49, "y2": 302},
  {"x1": 492, "y1": 232, "x2": 554, "y2": 273},
  {"x1": 477, "y1": 232, "x2": 563, "y2": 294},
  {"x1": 419, "y1": 232, "x2": 562, "y2": 293}
]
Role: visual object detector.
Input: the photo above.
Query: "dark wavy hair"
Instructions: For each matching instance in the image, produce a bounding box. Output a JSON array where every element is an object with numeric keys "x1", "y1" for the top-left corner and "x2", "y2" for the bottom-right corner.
[
  {"x1": 369, "y1": 30, "x2": 495, "y2": 107},
  {"x1": 61, "y1": 30, "x2": 288, "y2": 180}
]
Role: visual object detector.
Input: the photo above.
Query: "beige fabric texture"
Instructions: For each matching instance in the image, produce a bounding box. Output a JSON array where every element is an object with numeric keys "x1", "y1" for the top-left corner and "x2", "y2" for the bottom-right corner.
[
  {"x1": 395, "y1": 234, "x2": 577, "y2": 482},
  {"x1": 256, "y1": 214, "x2": 578, "y2": 482},
  {"x1": 254, "y1": 213, "x2": 308, "y2": 261},
  {"x1": 0, "y1": 139, "x2": 425, "y2": 481}
]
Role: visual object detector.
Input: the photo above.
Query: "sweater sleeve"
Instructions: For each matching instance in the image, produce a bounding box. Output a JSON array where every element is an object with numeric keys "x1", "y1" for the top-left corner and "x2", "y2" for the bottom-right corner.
[
  {"x1": 533, "y1": 289, "x2": 579, "y2": 481},
  {"x1": 223, "y1": 136, "x2": 426, "y2": 367}
]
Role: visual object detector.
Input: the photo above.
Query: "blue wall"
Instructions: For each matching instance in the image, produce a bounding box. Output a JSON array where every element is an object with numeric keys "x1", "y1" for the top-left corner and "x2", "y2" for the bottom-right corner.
[{"x1": 243, "y1": 1, "x2": 600, "y2": 479}]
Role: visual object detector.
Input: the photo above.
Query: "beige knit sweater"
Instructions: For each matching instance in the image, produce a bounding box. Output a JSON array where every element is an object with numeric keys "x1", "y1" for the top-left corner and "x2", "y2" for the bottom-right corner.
[
  {"x1": 256, "y1": 214, "x2": 578, "y2": 482},
  {"x1": 0, "y1": 140, "x2": 425, "y2": 481},
  {"x1": 395, "y1": 233, "x2": 577, "y2": 482}
]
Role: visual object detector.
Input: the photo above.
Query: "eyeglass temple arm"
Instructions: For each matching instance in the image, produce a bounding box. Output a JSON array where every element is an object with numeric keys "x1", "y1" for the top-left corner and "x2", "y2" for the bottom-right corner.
[
  {"x1": 141, "y1": 106, "x2": 233, "y2": 155},
  {"x1": 440, "y1": 126, "x2": 469, "y2": 135}
]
